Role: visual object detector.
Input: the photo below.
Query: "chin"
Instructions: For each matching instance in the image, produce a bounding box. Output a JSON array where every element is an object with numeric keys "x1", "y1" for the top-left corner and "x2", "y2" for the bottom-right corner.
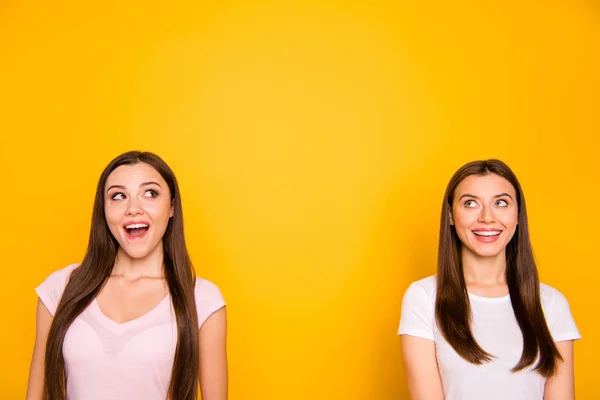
[
  {"x1": 117, "y1": 244, "x2": 155, "y2": 260},
  {"x1": 477, "y1": 252, "x2": 503, "y2": 258},
  {"x1": 122, "y1": 250, "x2": 152, "y2": 259},
  {"x1": 472, "y1": 248, "x2": 505, "y2": 258},
  {"x1": 464, "y1": 243, "x2": 504, "y2": 259}
]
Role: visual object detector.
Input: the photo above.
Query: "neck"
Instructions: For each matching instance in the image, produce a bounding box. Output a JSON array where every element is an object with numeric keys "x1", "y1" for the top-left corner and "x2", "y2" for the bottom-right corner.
[
  {"x1": 461, "y1": 248, "x2": 507, "y2": 285},
  {"x1": 112, "y1": 244, "x2": 165, "y2": 279}
]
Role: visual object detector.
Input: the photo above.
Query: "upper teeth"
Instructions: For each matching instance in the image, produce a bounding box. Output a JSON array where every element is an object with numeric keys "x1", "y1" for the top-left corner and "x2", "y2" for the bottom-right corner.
[
  {"x1": 126, "y1": 223, "x2": 148, "y2": 229},
  {"x1": 474, "y1": 231, "x2": 500, "y2": 236}
]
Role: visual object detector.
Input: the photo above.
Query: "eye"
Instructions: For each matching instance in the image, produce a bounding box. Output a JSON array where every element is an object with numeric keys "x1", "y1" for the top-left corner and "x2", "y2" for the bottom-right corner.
[
  {"x1": 464, "y1": 199, "x2": 477, "y2": 208},
  {"x1": 143, "y1": 189, "x2": 158, "y2": 198},
  {"x1": 496, "y1": 199, "x2": 508, "y2": 207},
  {"x1": 111, "y1": 192, "x2": 126, "y2": 200}
]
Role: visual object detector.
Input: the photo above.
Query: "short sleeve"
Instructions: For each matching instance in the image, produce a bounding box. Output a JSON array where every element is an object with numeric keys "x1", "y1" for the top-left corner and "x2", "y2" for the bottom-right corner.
[
  {"x1": 545, "y1": 287, "x2": 581, "y2": 342},
  {"x1": 195, "y1": 278, "x2": 226, "y2": 328},
  {"x1": 398, "y1": 280, "x2": 435, "y2": 341},
  {"x1": 35, "y1": 264, "x2": 80, "y2": 316}
]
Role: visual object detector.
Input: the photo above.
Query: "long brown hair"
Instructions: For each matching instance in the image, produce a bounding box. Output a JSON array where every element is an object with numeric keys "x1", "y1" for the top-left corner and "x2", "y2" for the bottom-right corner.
[
  {"x1": 435, "y1": 159, "x2": 561, "y2": 377},
  {"x1": 43, "y1": 151, "x2": 199, "y2": 399}
]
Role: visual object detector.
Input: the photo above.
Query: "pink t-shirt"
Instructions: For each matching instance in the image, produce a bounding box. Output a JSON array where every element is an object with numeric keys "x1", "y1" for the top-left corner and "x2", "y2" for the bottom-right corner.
[{"x1": 35, "y1": 263, "x2": 226, "y2": 400}]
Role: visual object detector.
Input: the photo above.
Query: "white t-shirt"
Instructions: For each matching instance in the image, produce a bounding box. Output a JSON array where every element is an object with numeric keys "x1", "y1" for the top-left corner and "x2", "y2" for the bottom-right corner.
[{"x1": 398, "y1": 276, "x2": 581, "y2": 400}]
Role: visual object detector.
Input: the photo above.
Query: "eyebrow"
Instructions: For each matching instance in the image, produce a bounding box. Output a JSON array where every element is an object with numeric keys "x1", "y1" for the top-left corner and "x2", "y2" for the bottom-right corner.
[
  {"x1": 458, "y1": 193, "x2": 514, "y2": 200},
  {"x1": 106, "y1": 181, "x2": 162, "y2": 192}
]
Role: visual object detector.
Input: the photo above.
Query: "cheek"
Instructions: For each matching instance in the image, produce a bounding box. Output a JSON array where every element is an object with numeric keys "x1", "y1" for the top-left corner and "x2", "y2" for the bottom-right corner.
[
  {"x1": 499, "y1": 210, "x2": 519, "y2": 229},
  {"x1": 103, "y1": 207, "x2": 124, "y2": 240},
  {"x1": 146, "y1": 201, "x2": 172, "y2": 221},
  {"x1": 452, "y1": 211, "x2": 475, "y2": 244},
  {"x1": 104, "y1": 206, "x2": 121, "y2": 225},
  {"x1": 453, "y1": 209, "x2": 476, "y2": 229}
]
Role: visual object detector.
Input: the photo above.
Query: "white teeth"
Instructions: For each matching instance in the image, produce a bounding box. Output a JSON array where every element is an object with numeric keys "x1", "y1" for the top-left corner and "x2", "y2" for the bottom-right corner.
[
  {"x1": 125, "y1": 223, "x2": 149, "y2": 229},
  {"x1": 473, "y1": 231, "x2": 500, "y2": 237}
]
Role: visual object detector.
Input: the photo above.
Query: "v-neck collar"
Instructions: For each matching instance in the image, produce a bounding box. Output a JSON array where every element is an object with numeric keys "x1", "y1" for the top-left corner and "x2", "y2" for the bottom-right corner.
[{"x1": 91, "y1": 295, "x2": 171, "y2": 330}]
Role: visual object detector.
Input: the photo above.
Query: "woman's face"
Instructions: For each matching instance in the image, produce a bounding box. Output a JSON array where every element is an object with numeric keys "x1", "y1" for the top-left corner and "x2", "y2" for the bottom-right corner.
[
  {"x1": 451, "y1": 173, "x2": 518, "y2": 260},
  {"x1": 104, "y1": 162, "x2": 173, "y2": 260}
]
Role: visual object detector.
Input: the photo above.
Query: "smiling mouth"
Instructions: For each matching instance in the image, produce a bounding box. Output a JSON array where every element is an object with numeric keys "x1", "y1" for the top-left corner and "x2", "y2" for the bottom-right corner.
[
  {"x1": 124, "y1": 223, "x2": 149, "y2": 238},
  {"x1": 472, "y1": 231, "x2": 501, "y2": 237}
]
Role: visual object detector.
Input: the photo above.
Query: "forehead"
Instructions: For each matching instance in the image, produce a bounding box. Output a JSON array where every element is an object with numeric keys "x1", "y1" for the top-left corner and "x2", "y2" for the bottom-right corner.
[
  {"x1": 105, "y1": 162, "x2": 167, "y2": 188},
  {"x1": 454, "y1": 173, "x2": 516, "y2": 198}
]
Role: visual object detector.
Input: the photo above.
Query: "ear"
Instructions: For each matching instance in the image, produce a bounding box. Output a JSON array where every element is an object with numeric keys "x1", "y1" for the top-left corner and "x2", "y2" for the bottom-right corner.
[
  {"x1": 449, "y1": 210, "x2": 454, "y2": 226},
  {"x1": 170, "y1": 203, "x2": 174, "y2": 218}
]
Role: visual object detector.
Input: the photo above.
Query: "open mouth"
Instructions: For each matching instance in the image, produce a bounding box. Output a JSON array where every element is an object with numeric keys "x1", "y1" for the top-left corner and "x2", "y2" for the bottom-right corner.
[
  {"x1": 124, "y1": 223, "x2": 150, "y2": 239},
  {"x1": 472, "y1": 230, "x2": 502, "y2": 242},
  {"x1": 472, "y1": 230, "x2": 501, "y2": 237}
]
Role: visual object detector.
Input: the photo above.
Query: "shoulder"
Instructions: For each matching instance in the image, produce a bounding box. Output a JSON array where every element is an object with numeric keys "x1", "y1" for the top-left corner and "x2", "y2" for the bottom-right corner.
[
  {"x1": 194, "y1": 277, "x2": 226, "y2": 327},
  {"x1": 38, "y1": 263, "x2": 80, "y2": 290},
  {"x1": 398, "y1": 275, "x2": 436, "y2": 339},
  {"x1": 405, "y1": 275, "x2": 437, "y2": 300},
  {"x1": 194, "y1": 277, "x2": 225, "y2": 301},
  {"x1": 47, "y1": 263, "x2": 80, "y2": 280},
  {"x1": 35, "y1": 263, "x2": 81, "y2": 316},
  {"x1": 539, "y1": 282, "x2": 569, "y2": 310},
  {"x1": 412, "y1": 275, "x2": 437, "y2": 291},
  {"x1": 401, "y1": 275, "x2": 437, "y2": 313},
  {"x1": 539, "y1": 282, "x2": 574, "y2": 315},
  {"x1": 539, "y1": 282, "x2": 581, "y2": 341}
]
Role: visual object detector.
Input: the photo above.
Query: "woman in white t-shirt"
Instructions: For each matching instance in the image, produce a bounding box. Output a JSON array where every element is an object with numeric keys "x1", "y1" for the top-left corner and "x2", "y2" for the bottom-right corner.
[
  {"x1": 399, "y1": 159, "x2": 580, "y2": 400},
  {"x1": 26, "y1": 151, "x2": 227, "y2": 400}
]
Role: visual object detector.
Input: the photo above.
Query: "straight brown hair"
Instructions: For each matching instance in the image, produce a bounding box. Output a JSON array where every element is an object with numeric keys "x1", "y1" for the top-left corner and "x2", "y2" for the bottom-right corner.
[
  {"x1": 435, "y1": 159, "x2": 561, "y2": 377},
  {"x1": 43, "y1": 151, "x2": 199, "y2": 399}
]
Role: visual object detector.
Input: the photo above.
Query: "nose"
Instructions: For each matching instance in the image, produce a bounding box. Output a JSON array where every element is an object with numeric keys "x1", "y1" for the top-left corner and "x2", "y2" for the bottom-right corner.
[
  {"x1": 478, "y1": 204, "x2": 495, "y2": 224},
  {"x1": 125, "y1": 196, "x2": 144, "y2": 216}
]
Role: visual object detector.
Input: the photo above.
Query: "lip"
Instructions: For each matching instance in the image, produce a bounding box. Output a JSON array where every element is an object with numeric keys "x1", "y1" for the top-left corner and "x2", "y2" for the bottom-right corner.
[
  {"x1": 471, "y1": 229, "x2": 502, "y2": 243},
  {"x1": 123, "y1": 220, "x2": 151, "y2": 240}
]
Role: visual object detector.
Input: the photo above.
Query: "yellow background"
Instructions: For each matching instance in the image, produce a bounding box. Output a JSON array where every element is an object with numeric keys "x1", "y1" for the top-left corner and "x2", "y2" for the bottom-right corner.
[{"x1": 1, "y1": 1, "x2": 598, "y2": 399}]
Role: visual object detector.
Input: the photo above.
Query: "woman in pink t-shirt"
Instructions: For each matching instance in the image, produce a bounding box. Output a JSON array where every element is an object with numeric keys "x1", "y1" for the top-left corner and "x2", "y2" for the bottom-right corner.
[{"x1": 26, "y1": 151, "x2": 227, "y2": 400}]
